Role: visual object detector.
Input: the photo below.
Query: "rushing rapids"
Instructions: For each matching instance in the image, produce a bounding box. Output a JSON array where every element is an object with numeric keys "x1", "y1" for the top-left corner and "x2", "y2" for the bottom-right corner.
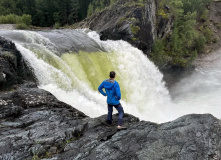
[{"x1": 0, "y1": 29, "x2": 220, "y2": 123}]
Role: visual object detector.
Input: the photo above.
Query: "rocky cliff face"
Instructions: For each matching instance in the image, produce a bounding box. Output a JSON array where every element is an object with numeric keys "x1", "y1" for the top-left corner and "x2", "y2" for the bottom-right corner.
[
  {"x1": 77, "y1": 0, "x2": 170, "y2": 54},
  {"x1": 76, "y1": 0, "x2": 174, "y2": 55}
]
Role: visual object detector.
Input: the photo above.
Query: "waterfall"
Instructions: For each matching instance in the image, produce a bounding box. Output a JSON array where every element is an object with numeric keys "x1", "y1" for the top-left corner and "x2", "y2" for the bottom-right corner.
[
  {"x1": 2, "y1": 29, "x2": 220, "y2": 123},
  {"x1": 0, "y1": 29, "x2": 171, "y2": 122}
]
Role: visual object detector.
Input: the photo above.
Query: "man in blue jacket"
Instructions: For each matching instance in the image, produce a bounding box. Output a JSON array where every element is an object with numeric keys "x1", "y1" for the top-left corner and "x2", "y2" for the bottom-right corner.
[{"x1": 98, "y1": 71, "x2": 126, "y2": 130}]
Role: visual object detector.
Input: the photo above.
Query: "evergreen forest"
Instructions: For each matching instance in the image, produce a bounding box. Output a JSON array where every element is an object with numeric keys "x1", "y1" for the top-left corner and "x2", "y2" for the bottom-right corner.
[{"x1": 0, "y1": 0, "x2": 115, "y2": 27}]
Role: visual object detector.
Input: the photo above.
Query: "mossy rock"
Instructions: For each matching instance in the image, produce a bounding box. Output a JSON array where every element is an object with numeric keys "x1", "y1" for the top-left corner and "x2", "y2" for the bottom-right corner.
[{"x1": 130, "y1": 25, "x2": 140, "y2": 34}]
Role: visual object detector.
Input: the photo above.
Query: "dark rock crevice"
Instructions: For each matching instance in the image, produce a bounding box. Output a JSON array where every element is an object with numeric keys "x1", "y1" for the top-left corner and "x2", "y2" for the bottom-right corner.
[{"x1": 0, "y1": 36, "x2": 35, "y2": 91}]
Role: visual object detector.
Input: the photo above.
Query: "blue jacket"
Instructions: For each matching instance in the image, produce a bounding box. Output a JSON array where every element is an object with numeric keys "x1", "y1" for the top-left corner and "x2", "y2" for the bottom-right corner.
[{"x1": 98, "y1": 79, "x2": 121, "y2": 105}]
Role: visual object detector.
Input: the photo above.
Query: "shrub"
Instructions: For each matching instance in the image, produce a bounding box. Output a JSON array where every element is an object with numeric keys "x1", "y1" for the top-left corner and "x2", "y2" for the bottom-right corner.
[
  {"x1": 200, "y1": 9, "x2": 209, "y2": 21},
  {"x1": 151, "y1": 39, "x2": 172, "y2": 66},
  {"x1": 16, "y1": 23, "x2": 30, "y2": 30},
  {"x1": 0, "y1": 14, "x2": 16, "y2": 24},
  {"x1": 21, "y1": 14, "x2": 32, "y2": 26},
  {"x1": 203, "y1": 27, "x2": 212, "y2": 43},
  {"x1": 158, "y1": 9, "x2": 169, "y2": 19},
  {"x1": 0, "y1": 14, "x2": 32, "y2": 26},
  {"x1": 5, "y1": 14, "x2": 16, "y2": 24},
  {"x1": 53, "y1": 22, "x2": 60, "y2": 29},
  {"x1": 195, "y1": 34, "x2": 206, "y2": 53}
]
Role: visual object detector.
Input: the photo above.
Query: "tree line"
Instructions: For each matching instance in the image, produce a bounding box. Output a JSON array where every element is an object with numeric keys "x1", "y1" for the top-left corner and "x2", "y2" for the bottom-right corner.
[{"x1": 0, "y1": 0, "x2": 117, "y2": 27}]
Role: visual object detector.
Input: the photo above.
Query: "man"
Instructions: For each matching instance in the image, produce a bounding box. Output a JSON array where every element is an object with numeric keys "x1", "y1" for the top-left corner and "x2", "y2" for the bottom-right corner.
[{"x1": 98, "y1": 71, "x2": 127, "y2": 130}]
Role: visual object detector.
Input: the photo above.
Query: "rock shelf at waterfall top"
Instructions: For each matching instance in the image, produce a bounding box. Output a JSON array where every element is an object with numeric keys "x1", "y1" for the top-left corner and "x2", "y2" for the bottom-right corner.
[
  {"x1": 1, "y1": 83, "x2": 221, "y2": 160},
  {"x1": 1, "y1": 36, "x2": 221, "y2": 160}
]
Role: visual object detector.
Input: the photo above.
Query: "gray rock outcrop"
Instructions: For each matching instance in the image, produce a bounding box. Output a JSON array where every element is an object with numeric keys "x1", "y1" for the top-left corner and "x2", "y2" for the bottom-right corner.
[
  {"x1": 0, "y1": 36, "x2": 34, "y2": 90},
  {"x1": 77, "y1": 0, "x2": 156, "y2": 54},
  {"x1": 77, "y1": 0, "x2": 173, "y2": 55},
  {"x1": 1, "y1": 84, "x2": 221, "y2": 160}
]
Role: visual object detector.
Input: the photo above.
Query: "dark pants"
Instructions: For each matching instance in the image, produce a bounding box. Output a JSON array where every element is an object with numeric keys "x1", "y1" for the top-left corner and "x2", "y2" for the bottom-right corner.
[{"x1": 107, "y1": 103, "x2": 124, "y2": 126}]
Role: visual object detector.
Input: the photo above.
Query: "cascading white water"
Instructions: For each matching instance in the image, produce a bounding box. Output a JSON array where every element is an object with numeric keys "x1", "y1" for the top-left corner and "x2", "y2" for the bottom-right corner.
[{"x1": 1, "y1": 29, "x2": 220, "y2": 123}]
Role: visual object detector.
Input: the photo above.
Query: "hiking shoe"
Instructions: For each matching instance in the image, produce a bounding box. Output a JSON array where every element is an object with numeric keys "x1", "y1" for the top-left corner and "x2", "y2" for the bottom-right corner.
[{"x1": 117, "y1": 126, "x2": 127, "y2": 130}]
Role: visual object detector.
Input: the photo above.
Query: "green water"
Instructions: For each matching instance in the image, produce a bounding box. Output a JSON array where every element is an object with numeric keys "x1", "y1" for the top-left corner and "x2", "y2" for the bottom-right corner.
[
  {"x1": 29, "y1": 47, "x2": 128, "y2": 101},
  {"x1": 61, "y1": 51, "x2": 128, "y2": 101}
]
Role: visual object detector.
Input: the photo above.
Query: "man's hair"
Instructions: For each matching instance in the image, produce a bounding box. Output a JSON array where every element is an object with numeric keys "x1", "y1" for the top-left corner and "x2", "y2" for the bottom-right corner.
[{"x1": 109, "y1": 71, "x2": 116, "y2": 78}]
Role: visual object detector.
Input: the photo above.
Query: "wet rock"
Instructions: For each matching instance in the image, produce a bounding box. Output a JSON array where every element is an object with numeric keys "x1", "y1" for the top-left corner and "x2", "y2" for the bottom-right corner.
[
  {"x1": 69, "y1": 114, "x2": 221, "y2": 160},
  {"x1": 1, "y1": 82, "x2": 221, "y2": 160},
  {"x1": 0, "y1": 85, "x2": 87, "y2": 159},
  {"x1": 0, "y1": 72, "x2": 6, "y2": 84},
  {"x1": 0, "y1": 36, "x2": 35, "y2": 90},
  {"x1": 30, "y1": 144, "x2": 46, "y2": 157},
  {"x1": 37, "y1": 30, "x2": 104, "y2": 55},
  {"x1": 0, "y1": 105, "x2": 23, "y2": 119}
]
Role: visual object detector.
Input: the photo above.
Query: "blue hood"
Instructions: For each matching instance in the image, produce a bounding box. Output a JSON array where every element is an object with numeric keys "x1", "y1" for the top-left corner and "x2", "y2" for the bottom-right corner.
[{"x1": 103, "y1": 79, "x2": 115, "y2": 89}]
